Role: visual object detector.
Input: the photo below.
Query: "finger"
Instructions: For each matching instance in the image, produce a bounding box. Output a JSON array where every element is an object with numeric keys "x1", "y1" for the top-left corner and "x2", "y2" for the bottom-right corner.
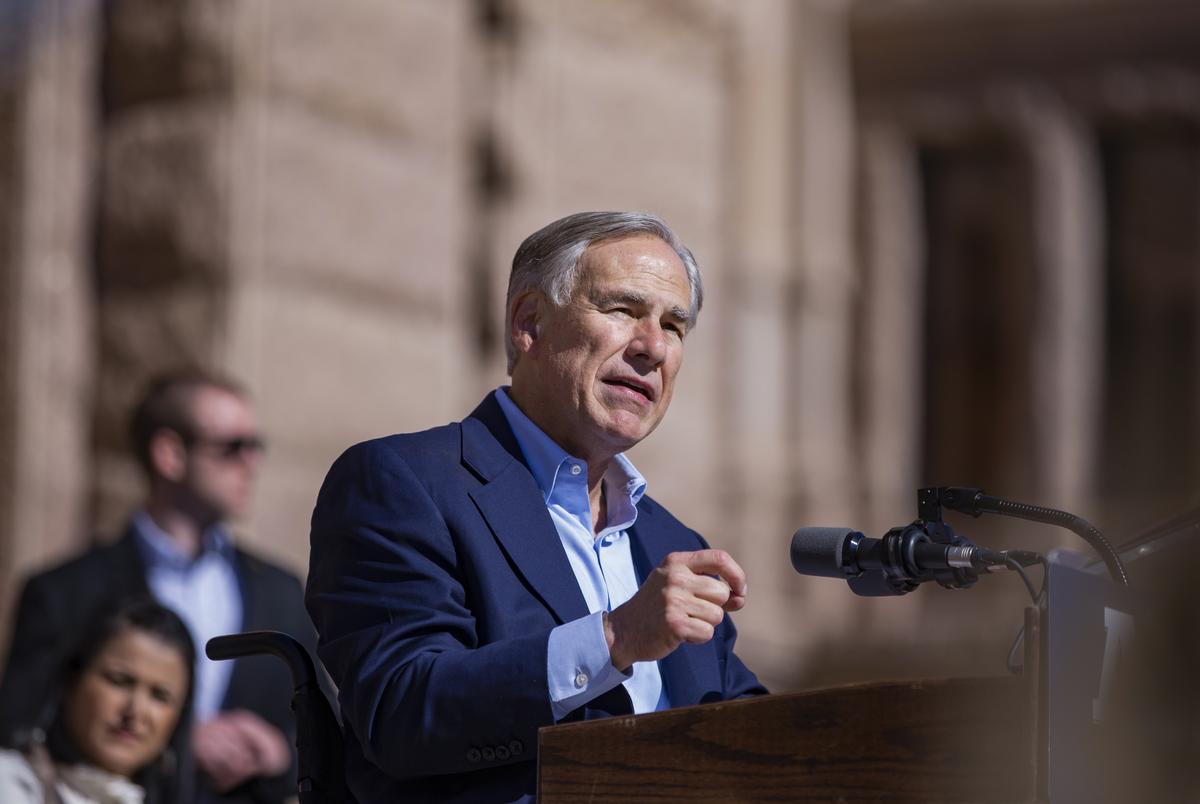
[
  {"x1": 723, "y1": 590, "x2": 746, "y2": 612},
  {"x1": 680, "y1": 550, "x2": 747, "y2": 595},
  {"x1": 681, "y1": 597, "x2": 726, "y2": 629},
  {"x1": 238, "y1": 718, "x2": 291, "y2": 773},
  {"x1": 677, "y1": 614, "x2": 717, "y2": 645},
  {"x1": 689, "y1": 575, "x2": 733, "y2": 607}
]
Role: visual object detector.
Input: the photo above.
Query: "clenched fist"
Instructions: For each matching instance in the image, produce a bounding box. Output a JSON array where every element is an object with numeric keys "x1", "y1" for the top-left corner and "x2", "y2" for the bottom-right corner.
[{"x1": 604, "y1": 549, "x2": 747, "y2": 671}]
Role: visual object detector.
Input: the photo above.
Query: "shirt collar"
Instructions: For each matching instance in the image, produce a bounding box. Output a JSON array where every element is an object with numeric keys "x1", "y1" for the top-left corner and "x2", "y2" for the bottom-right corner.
[
  {"x1": 131, "y1": 510, "x2": 235, "y2": 570},
  {"x1": 494, "y1": 386, "x2": 647, "y2": 508}
]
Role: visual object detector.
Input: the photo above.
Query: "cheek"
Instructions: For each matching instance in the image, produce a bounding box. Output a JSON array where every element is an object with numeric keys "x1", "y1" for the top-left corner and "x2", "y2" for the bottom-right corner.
[
  {"x1": 64, "y1": 682, "x2": 106, "y2": 754},
  {"x1": 149, "y1": 700, "x2": 182, "y2": 737}
]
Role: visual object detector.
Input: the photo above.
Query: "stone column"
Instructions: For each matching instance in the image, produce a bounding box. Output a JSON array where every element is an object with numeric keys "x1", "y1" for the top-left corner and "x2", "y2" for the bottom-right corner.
[
  {"x1": 0, "y1": 0, "x2": 98, "y2": 659},
  {"x1": 93, "y1": 0, "x2": 475, "y2": 575},
  {"x1": 860, "y1": 124, "x2": 925, "y2": 537},
  {"x1": 720, "y1": 0, "x2": 804, "y2": 688},
  {"x1": 771, "y1": 0, "x2": 861, "y2": 681},
  {"x1": 1005, "y1": 89, "x2": 1104, "y2": 517}
]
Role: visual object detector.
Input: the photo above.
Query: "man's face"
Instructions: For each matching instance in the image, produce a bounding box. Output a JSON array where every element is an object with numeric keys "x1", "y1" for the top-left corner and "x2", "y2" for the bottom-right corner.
[
  {"x1": 180, "y1": 387, "x2": 263, "y2": 521},
  {"x1": 515, "y1": 235, "x2": 693, "y2": 461}
]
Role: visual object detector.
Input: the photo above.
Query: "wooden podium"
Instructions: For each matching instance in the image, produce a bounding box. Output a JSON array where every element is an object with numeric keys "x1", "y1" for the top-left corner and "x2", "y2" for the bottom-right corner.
[{"x1": 537, "y1": 611, "x2": 1042, "y2": 803}]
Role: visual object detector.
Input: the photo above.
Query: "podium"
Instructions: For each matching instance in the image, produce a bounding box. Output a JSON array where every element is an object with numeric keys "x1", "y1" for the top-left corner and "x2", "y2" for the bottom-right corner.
[
  {"x1": 538, "y1": 615, "x2": 1042, "y2": 802},
  {"x1": 539, "y1": 546, "x2": 1184, "y2": 803}
]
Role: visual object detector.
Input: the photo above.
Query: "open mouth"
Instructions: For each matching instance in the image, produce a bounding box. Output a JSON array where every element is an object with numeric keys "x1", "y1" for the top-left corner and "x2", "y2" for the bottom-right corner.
[{"x1": 603, "y1": 377, "x2": 655, "y2": 402}]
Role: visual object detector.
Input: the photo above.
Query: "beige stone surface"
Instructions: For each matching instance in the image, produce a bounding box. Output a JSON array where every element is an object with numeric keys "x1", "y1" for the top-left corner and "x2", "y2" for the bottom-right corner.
[
  {"x1": 99, "y1": 102, "x2": 234, "y2": 285},
  {"x1": 1, "y1": 0, "x2": 1195, "y2": 700},
  {"x1": 232, "y1": 272, "x2": 476, "y2": 575},
  {"x1": 249, "y1": 98, "x2": 465, "y2": 309},
  {"x1": 0, "y1": 0, "x2": 99, "y2": 659},
  {"x1": 104, "y1": 0, "x2": 236, "y2": 110},
  {"x1": 251, "y1": 0, "x2": 468, "y2": 144}
]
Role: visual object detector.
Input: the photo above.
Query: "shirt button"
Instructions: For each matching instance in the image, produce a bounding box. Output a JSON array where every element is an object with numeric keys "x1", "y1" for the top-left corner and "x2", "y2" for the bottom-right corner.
[
  {"x1": 466, "y1": 748, "x2": 482, "y2": 763},
  {"x1": 569, "y1": 463, "x2": 582, "y2": 476},
  {"x1": 508, "y1": 739, "x2": 524, "y2": 756},
  {"x1": 574, "y1": 671, "x2": 588, "y2": 688},
  {"x1": 495, "y1": 745, "x2": 511, "y2": 761},
  {"x1": 482, "y1": 747, "x2": 496, "y2": 761}
]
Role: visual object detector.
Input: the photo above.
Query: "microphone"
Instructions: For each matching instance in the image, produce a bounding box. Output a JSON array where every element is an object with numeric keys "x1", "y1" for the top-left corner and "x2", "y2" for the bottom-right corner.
[{"x1": 790, "y1": 525, "x2": 1029, "y2": 596}]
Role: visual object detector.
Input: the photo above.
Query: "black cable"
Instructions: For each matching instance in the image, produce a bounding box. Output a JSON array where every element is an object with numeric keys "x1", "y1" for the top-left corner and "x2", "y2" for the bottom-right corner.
[
  {"x1": 1003, "y1": 554, "x2": 1047, "y2": 675},
  {"x1": 1006, "y1": 556, "x2": 1040, "y2": 604}
]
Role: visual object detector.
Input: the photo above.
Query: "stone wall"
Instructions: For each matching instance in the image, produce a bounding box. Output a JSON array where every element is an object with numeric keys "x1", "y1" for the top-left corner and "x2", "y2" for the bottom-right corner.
[
  {"x1": 0, "y1": 0, "x2": 1198, "y2": 695},
  {"x1": 0, "y1": 0, "x2": 97, "y2": 658}
]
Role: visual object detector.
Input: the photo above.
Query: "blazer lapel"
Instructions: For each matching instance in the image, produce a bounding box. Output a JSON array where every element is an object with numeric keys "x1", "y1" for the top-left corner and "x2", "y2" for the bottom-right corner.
[
  {"x1": 110, "y1": 528, "x2": 155, "y2": 595},
  {"x1": 462, "y1": 394, "x2": 590, "y2": 626}
]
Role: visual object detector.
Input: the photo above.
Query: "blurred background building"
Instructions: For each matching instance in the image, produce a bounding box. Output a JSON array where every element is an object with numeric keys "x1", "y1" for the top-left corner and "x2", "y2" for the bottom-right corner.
[{"x1": 1, "y1": 0, "x2": 1197, "y2": 693}]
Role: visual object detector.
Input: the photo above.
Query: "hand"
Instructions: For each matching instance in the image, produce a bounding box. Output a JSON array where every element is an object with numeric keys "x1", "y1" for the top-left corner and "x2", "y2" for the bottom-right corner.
[
  {"x1": 193, "y1": 710, "x2": 291, "y2": 792},
  {"x1": 604, "y1": 549, "x2": 747, "y2": 671}
]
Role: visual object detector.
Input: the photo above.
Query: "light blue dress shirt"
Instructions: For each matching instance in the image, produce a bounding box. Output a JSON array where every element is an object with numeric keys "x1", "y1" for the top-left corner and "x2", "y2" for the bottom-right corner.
[
  {"x1": 495, "y1": 387, "x2": 670, "y2": 719},
  {"x1": 131, "y1": 511, "x2": 242, "y2": 721}
]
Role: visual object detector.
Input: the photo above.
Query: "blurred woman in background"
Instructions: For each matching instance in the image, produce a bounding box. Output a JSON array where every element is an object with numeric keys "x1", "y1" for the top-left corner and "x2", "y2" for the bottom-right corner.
[{"x1": 0, "y1": 596, "x2": 195, "y2": 803}]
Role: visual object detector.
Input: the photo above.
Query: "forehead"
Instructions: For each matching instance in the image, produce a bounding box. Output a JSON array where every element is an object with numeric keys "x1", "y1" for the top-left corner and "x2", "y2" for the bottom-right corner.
[
  {"x1": 90, "y1": 629, "x2": 189, "y2": 686},
  {"x1": 576, "y1": 235, "x2": 690, "y2": 297},
  {"x1": 187, "y1": 386, "x2": 255, "y2": 430}
]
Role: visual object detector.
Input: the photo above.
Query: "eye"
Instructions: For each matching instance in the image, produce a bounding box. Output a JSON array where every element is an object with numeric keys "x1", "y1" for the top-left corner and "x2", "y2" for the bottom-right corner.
[
  {"x1": 150, "y1": 686, "x2": 177, "y2": 705},
  {"x1": 101, "y1": 670, "x2": 135, "y2": 689},
  {"x1": 608, "y1": 307, "x2": 634, "y2": 317}
]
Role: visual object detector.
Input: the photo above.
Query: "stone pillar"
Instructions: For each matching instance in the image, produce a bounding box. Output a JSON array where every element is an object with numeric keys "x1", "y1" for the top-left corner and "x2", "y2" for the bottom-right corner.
[
  {"x1": 1005, "y1": 89, "x2": 1104, "y2": 517},
  {"x1": 789, "y1": 0, "x2": 858, "y2": 526},
  {"x1": 93, "y1": 0, "x2": 475, "y2": 575},
  {"x1": 0, "y1": 0, "x2": 98, "y2": 661},
  {"x1": 720, "y1": 0, "x2": 805, "y2": 688},
  {"x1": 767, "y1": 0, "x2": 862, "y2": 682},
  {"x1": 860, "y1": 125, "x2": 925, "y2": 536}
]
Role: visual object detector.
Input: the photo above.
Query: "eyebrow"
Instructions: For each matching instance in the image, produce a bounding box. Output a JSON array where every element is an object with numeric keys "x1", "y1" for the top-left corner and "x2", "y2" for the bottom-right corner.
[{"x1": 595, "y1": 290, "x2": 695, "y2": 329}]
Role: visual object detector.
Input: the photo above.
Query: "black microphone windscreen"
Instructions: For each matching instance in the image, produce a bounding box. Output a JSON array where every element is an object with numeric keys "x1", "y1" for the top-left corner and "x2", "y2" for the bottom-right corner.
[{"x1": 790, "y1": 527, "x2": 858, "y2": 578}]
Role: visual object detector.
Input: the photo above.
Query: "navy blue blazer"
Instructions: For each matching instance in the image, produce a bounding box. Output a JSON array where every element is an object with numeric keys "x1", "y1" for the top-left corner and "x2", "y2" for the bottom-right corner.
[{"x1": 306, "y1": 392, "x2": 766, "y2": 803}]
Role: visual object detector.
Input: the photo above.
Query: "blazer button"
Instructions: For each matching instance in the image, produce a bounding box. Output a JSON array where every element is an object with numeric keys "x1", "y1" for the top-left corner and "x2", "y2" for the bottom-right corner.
[
  {"x1": 482, "y1": 746, "x2": 496, "y2": 761},
  {"x1": 508, "y1": 739, "x2": 524, "y2": 756},
  {"x1": 466, "y1": 748, "x2": 482, "y2": 763},
  {"x1": 495, "y1": 745, "x2": 510, "y2": 761}
]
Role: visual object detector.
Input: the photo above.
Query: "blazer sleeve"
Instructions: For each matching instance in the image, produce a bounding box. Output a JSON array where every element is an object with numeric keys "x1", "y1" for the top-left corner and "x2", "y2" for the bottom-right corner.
[
  {"x1": 717, "y1": 614, "x2": 769, "y2": 700},
  {"x1": 306, "y1": 438, "x2": 556, "y2": 781}
]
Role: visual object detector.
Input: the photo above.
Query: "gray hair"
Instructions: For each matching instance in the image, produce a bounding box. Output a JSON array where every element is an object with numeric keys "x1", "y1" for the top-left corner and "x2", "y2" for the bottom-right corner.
[{"x1": 504, "y1": 211, "x2": 703, "y2": 372}]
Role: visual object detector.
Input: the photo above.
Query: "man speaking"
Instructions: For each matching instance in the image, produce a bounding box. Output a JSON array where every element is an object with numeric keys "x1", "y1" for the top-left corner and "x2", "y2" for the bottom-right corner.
[{"x1": 306, "y1": 211, "x2": 766, "y2": 802}]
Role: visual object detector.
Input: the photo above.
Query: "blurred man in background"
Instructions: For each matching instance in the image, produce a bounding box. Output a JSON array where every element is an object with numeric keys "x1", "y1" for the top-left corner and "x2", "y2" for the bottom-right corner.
[{"x1": 0, "y1": 369, "x2": 314, "y2": 804}]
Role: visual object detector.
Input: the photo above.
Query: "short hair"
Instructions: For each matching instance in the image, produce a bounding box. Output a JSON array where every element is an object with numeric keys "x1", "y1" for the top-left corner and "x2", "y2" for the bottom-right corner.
[
  {"x1": 129, "y1": 368, "x2": 247, "y2": 476},
  {"x1": 504, "y1": 211, "x2": 704, "y2": 372}
]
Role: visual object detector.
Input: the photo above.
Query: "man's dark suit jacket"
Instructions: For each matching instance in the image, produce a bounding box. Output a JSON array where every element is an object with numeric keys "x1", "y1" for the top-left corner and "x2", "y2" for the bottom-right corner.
[
  {"x1": 0, "y1": 526, "x2": 316, "y2": 804},
  {"x1": 307, "y1": 392, "x2": 767, "y2": 803}
]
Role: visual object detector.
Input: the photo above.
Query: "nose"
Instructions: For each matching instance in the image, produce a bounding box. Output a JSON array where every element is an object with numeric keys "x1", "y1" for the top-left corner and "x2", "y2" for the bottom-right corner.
[
  {"x1": 627, "y1": 319, "x2": 669, "y2": 367},
  {"x1": 117, "y1": 689, "x2": 141, "y2": 723},
  {"x1": 124, "y1": 684, "x2": 161, "y2": 723}
]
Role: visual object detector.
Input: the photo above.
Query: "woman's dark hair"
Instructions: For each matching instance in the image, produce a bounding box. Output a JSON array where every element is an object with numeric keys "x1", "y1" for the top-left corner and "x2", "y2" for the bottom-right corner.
[{"x1": 44, "y1": 596, "x2": 197, "y2": 804}]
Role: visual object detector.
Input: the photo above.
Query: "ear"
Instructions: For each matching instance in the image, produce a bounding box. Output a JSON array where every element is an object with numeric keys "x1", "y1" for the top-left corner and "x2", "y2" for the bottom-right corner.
[
  {"x1": 148, "y1": 428, "x2": 188, "y2": 483},
  {"x1": 509, "y1": 289, "x2": 544, "y2": 358}
]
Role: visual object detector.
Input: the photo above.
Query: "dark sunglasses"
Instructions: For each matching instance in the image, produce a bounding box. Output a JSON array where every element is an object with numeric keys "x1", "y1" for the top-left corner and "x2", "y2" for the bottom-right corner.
[{"x1": 185, "y1": 434, "x2": 267, "y2": 460}]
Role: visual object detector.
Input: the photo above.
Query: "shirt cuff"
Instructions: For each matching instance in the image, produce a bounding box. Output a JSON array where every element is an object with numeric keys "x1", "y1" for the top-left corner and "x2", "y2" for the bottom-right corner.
[{"x1": 547, "y1": 611, "x2": 630, "y2": 721}]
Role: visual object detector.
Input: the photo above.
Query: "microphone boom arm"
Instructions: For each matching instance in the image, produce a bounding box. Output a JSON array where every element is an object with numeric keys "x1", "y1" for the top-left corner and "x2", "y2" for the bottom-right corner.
[{"x1": 930, "y1": 486, "x2": 1129, "y2": 587}]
